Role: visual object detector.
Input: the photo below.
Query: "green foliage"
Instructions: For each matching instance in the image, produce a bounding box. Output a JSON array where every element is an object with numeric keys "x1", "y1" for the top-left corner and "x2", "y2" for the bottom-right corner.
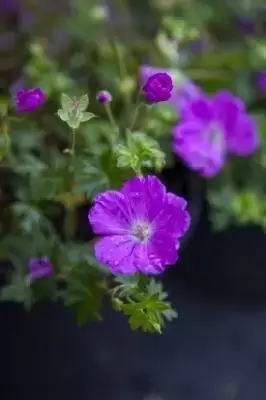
[
  {"x1": 112, "y1": 275, "x2": 177, "y2": 333},
  {"x1": 73, "y1": 149, "x2": 134, "y2": 200},
  {"x1": 115, "y1": 130, "x2": 165, "y2": 174},
  {"x1": 59, "y1": 244, "x2": 107, "y2": 325},
  {"x1": 1, "y1": 271, "x2": 33, "y2": 309},
  {"x1": 1, "y1": 0, "x2": 266, "y2": 333}
]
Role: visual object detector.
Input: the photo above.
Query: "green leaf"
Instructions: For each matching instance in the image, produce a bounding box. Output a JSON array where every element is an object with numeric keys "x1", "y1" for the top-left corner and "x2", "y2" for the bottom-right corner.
[
  {"x1": 57, "y1": 108, "x2": 69, "y2": 122},
  {"x1": 80, "y1": 112, "x2": 96, "y2": 122},
  {"x1": 78, "y1": 94, "x2": 89, "y2": 112},
  {"x1": 73, "y1": 149, "x2": 133, "y2": 200},
  {"x1": 67, "y1": 117, "x2": 81, "y2": 130},
  {"x1": 1, "y1": 272, "x2": 32, "y2": 309},
  {"x1": 115, "y1": 131, "x2": 165, "y2": 173},
  {"x1": 29, "y1": 163, "x2": 69, "y2": 201},
  {"x1": 111, "y1": 276, "x2": 177, "y2": 333},
  {"x1": 60, "y1": 93, "x2": 73, "y2": 112},
  {"x1": 66, "y1": 267, "x2": 106, "y2": 325}
]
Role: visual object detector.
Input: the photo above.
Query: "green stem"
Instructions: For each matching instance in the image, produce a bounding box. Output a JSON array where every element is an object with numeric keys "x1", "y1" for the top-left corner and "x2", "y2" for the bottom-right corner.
[
  {"x1": 71, "y1": 130, "x2": 76, "y2": 156},
  {"x1": 104, "y1": 102, "x2": 119, "y2": 143},
  {"x1": 111, "y1": 38, "x2": 131, "y2": 117},
  {"x1": 64, "y1": 129, "x2": 77, "y2": 241},
  {"x1": 129, "y1": 90, "x2": 142, "y2": 131},
  {"x1": 134, "y1": 161, "x2": 143, "y2": 177}
]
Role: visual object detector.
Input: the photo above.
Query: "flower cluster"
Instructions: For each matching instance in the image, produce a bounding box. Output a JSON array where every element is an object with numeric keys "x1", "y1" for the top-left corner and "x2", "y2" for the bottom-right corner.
[{"x1": 0, "y1": 38, "x2": 262, "y2": 333}]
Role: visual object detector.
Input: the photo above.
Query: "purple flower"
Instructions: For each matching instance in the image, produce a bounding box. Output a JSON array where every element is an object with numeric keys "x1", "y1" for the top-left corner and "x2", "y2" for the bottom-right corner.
[
  {"x1": 15, "y1": 88, "x2": 45, "y2": 113},
  {"x1": 96, "y1": 90, "x2": 112, "y2": 103},
  {"x1": 88, "y1": 175, "x2": 190, "y2": 275},
  {"x1": 28, "y1": 257, "x2": 53, "y2": 281},
  {"x1": 142, "y1": 72, "x2": 173, "y2": 103},
  {"x1": 140, "y1": 65, "x2": 201, "y2": 111},
  {"x1": 236, "y1": 17, "x2": 257, "y2": 35},
  {"x1": 256, "y1": 71, "x2": 266, "y2": 93},
  {"x1": 0, "y1": 0, "x2": 18, "y2": 11},
  {"x1": 173, "y1": 90, "x2": 259, "y2": 177}
]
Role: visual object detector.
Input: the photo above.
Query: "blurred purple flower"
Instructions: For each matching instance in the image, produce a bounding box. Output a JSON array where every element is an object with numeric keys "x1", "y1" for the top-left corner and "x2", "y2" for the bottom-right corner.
[
  {"x1": 9, "y1": 76, "x2": 25, "y2": 97},
  {"x1": 187, "y1": 38, "x2": 206, "y2": 55},
  {"x1": 140, "y1": 65, "x2": 201, "y2": 111},
  {"x1": 0, "y1": 0, "x2": 18, "y2": 11},
  {"x1": 256, "y1": 71, "x2": 266, "y2": 93},
  {"x1": 173, "y1": 90, "x2": 259, "y2": 177},
  {"x1": 88, "y1": 175, "x2": 190, "y2": 274},
  {"x1": 236, "y1": 17, "x2": 257, "y2": 35},
  {"x1": 96, "y1": 90, "x2": 112, "y2": 103},
  {"x1": 28, "y1": 257, "x2": 53, "y2": 281},
  {"x1": 142, "y1": 72, "x2": 173, "y2": 103},
  {"x1": 15, "y1": 88, "x2": 45, "y2": 113}
]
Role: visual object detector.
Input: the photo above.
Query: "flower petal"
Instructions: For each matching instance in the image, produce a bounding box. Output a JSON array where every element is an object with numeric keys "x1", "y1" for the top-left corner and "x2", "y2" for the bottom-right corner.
[
  {"x1": 171, "y1": 78, "x2": 202, "y2": 112},
  {"x1": 94, "y1": 235, "x2": 168, "y2": 275},
  {"x1": 213, "y1": 91, "x2": 245, "y2": 132},
  {"x1": 151, "y1": 194, "x2": 190, "y2": 241},
  {"x1": 181, "y1": 94, "x2": 214, "y2": 122},
  {"x1": 89, "y1": 191, "x2": 131, "y2": 235},
  {"x1": 148, "y1": 231, "x2": 178, "y2": 268},
  {"x1": 166, "y1": 193, "x2": 191, "y2": 238},
  {"x1": 121, "y1": 175, "x2": 166, "y2": 220},
  {"x1": 94, "y1": 235, "x2": 138, "y2": 274},
  {"x1": 225, "y1": 114, "x2": 259, "y2": 156},
  {"x1": 173, "y1": 121, "x2": 225, "y2": 177}
]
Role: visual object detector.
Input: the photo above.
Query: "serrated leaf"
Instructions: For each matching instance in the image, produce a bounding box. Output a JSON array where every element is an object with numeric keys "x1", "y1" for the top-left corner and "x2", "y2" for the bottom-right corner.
[
  {"x1": 73, "y1": 149, "x2": 134, "y2": 200},
  {"x1": 81, "y1": 112, "x2": 96, "y2": 122},
  {"x1": 57, "y1": 108, "x2": 69, "y2": 122},
  {"x1": 115, "y1": 131, "x2": 165, "y2": 173},
  {"x1": 66, "y1": 267, "x2": 106, "y2": 326}
]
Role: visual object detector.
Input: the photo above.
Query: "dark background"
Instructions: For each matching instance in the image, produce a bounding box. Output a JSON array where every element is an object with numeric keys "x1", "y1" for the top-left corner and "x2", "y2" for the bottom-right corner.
[{"x1": 2, "y1": 203, "x2": 266, "y2": 400}]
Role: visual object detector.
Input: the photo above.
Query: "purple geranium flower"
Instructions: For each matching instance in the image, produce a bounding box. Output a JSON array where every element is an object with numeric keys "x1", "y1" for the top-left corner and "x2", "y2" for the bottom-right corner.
[
  {"x1": 256, "y1": 71, "x2": 266, "y2": 93},
  {"x1": 88, "y1": 176, "x2": 190, "y2": 275},
  {"x1": 15, "y1": 88, "x2": 45, "y2": 113},
  {"x1": 140, "y1": 65, "x2": 201, "y2": 111},
  {"x1": 28, "y1": 257, "x2": 53, "y2": 282},
  {"x1": 173, "y1": 90, "x2": 259, "y2": 177},
  {"x1": 143, "y1": 72, "x2": 173, "y2": 103}
]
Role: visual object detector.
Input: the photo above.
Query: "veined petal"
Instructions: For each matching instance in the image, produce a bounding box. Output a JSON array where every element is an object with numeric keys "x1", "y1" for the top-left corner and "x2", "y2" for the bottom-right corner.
[
  {"x1": 89, "y1": 191, "x2": 131, "y2": 235},
  {"x1": 121, "y1": 175, "x2": 166, "y2": 221}
]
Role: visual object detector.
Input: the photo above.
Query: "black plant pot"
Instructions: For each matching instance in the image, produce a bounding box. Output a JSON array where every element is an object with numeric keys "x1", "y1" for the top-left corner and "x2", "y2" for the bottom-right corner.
[{"x1": 173, "y1": 194, "x2": 266, "y2": 304}]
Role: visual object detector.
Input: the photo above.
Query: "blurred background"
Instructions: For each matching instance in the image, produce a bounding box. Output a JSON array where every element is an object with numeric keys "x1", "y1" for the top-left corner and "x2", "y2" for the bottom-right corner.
[{"x1": 3, "y1": 0, "x2": 266, "y2": 399}]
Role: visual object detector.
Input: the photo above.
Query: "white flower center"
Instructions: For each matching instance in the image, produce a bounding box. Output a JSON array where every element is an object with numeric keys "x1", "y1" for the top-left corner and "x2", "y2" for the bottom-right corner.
[
  {"x1": 131, "y1": 220, "x2": 152, "y2": 242},
  {"x1": 206, "y1": 123, "x2": 225, "y2": 149}
]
